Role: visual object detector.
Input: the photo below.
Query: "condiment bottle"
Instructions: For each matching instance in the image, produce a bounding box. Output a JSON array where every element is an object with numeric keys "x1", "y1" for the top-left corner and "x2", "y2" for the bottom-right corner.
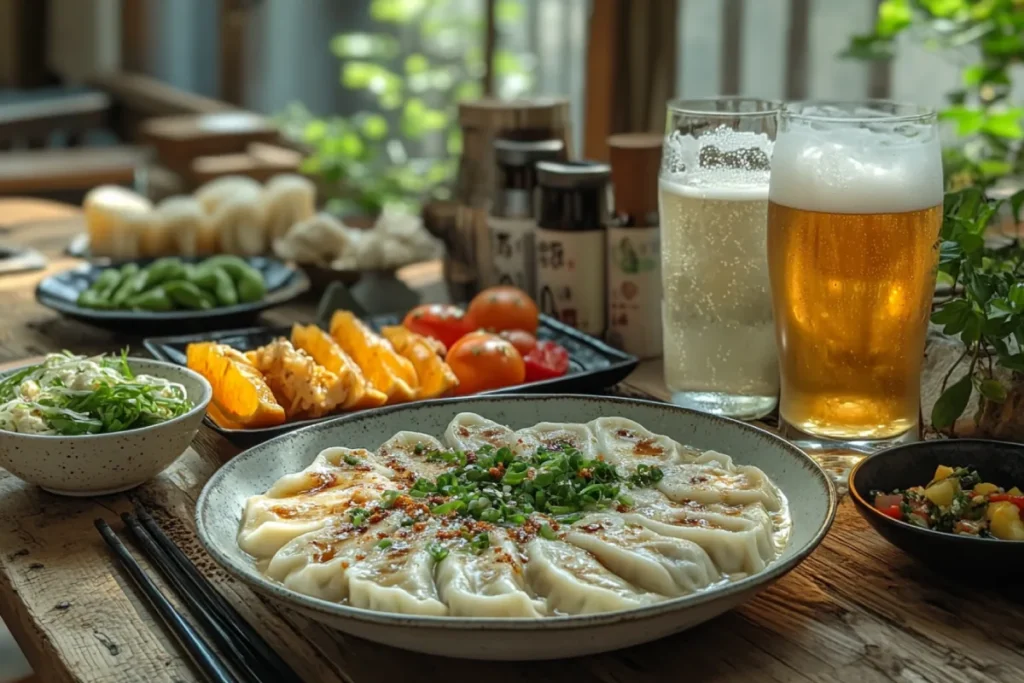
[
  {"x1": 488, "y1": 138, "x2": 565, "y2": 294},
  {"x1": 534, "y1": 161, "x2": 611, "y2": 336},
  {"x1": 606, "y1": 133, "x2": 664, "y2": 359}
]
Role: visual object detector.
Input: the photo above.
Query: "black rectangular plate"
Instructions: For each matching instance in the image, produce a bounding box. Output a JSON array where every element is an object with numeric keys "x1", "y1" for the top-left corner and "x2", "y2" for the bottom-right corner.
[{"x1": 144, "y1": 314, "x2": 638, "y2": 444}]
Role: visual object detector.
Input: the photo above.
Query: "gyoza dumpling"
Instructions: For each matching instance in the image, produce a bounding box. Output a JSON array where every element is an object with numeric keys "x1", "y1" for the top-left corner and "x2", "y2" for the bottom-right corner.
[
  {"x1": 375, "y1": 431, "x2": 449, "y2": 483},
  {"x1": 263, "y1": 173, "x2": 315, "y2": 241},
  {"x1": 444, "y1": 413, "x2": 516, "y2": 452},
  {"x1": 156, "y1": 195, "x2": 215, "y2": 257},
  {"x1": 588, "y1": 417, "x2": 698, "y2": 468},
  {"x1": 266, "y1": 513, "x2": 401, "y2": 602},
  {"x1": 435, "y1": 528, "x2": 545, "y2": 618},
  {"x1": 512, "y1": 421, "x2": 599, "y2": 459},
  {"x1": 656, "y1": 461, "x2": 783, "y2": 512},
  {"x1": 273, "y1": 212, "x2": 352, "y2": 266},
  {"x1": 524, "y1": 537, "x2": 662, "y2": 615},
  {"x1": 346, "y1": 519, "x2": 448, "y2": 616},
  {"x1": 239, "y1": 447, "x2": 394, "y2": 558},
  {"x1": 563, "y1": 514, "x2": 719, "y2": 597},
  {"x1": 196, "y1": 175, "x2": 267, "y2": 255}
]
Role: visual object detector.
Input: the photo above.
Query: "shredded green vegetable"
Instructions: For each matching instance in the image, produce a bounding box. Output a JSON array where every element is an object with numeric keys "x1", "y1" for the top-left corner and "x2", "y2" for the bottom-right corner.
[{"x1": 0, "y1": 351, "x2": 192, "y2": 436}]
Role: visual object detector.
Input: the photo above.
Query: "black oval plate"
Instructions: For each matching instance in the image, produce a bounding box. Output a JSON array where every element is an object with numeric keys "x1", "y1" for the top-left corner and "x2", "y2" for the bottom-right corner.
[
  {"x1": 143, "y1": 313, "x2": 639, "y2": 445},
  {"x1": 36, "y1": 256, "x2": 310, "y2": 334}
]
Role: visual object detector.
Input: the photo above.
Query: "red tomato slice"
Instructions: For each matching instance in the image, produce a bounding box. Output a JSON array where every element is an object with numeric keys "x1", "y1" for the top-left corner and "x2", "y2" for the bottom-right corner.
[
  {"x1": 402, "y1": 304, "x2": 472, "y2": 349},
  {"x1": 523, "y1": 340, "x2": 570, "y2": 383}
]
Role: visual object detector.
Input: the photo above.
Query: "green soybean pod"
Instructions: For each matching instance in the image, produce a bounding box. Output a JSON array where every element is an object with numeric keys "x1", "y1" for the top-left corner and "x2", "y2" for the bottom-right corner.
[
  {"x1": 187, "y1": 264, "x2": 221, "y2": 292},
  {"x1": 235, "y1": 268, "x2": 266, "y2": 303},
  {"x1": 89, "y1": 268, "x2": 123, "y2": 298},
  {"x1": 163, "y1": 280, "x2": 211, "y2": 310},
  {"x1": 110, "y1": 269, "x2": 148, "y2": 308},
  {"x1": 211, "y1": 267, "x2": 238, "y2": 306},
  {"x1": 142, "y1": 257, "x2": 186, "y2": 289},
  {"x1": 76, "y1": 289, "x2": 114, "y2": 310},
  {"x1": 127, "y1": 286, "x2": 174, "y2": 311}
]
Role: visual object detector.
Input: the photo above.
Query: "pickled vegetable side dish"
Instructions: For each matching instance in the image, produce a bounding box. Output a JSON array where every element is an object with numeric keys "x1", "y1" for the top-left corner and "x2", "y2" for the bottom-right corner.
[{"x1": 872, "y1": 466, "x2": 1024, "y2": 540}]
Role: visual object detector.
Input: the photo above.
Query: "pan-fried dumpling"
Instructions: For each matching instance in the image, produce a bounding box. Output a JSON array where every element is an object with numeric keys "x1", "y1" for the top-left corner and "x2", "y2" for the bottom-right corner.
[
  {"x1": 266, "y1": 514, "x2": 400, "y2": 602},
  {"x1": 157, "y1": 195, "x2": 216, "y2": 257},
  {"x1": 435, "y1": 528, "x2": 545, "y2": 618},
  {"x1": 656, "y1": 461, "x2": 782, "y2": 512},
  {"x1": 263, "y1": 173, "x2": 315, "y2": 241},
  {"x1": 524, "y1": 537, "x2": 662, "y2": 614},
  {"x1": 375, "y1": 432, "x2": 449, "y2": 483},
  {"x1": 444, "y1": 413, "x2": 516, "y2": 452},
  {"x1": 512, "y1": 422, "x2": 599, "y2": 459},
  {"x1": 239, "y1": 447, "x2": 394, "y2": 557},
  {"x1": 563, "y1": 514, "x2": 719, "y2": 596},
  {"x1": 346, "y1": 519, "x2": 448, "y2": 616}
]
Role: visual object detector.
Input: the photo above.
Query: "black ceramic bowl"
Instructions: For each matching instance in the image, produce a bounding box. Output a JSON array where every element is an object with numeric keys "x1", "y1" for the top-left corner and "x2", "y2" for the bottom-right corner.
[{"x1": 850, "y1": 439, "x2": 1024, "y2": 570}]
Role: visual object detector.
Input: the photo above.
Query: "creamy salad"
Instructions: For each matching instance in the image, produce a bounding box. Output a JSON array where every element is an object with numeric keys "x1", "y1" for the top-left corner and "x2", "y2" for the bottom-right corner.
[{"x1": 0, "y1": 351, "x2": 192, "y2": 435}]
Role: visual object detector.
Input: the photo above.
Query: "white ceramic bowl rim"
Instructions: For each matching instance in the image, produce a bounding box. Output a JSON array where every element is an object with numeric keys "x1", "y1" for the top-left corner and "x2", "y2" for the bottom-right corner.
[
  {"x1": 0, "y1": 356, "x2": 212, "y2": 440},
  {"x1": 196, "y1": 394, "x2": 838, "y2": 631}
]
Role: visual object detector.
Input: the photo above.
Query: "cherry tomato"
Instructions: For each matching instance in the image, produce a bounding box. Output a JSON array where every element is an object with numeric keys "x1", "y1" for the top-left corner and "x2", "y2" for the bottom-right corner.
[
  {"x1": 465, "y1": 286, "x2": 539, "y2": 334},
  {"x1": 878, "y1": 505, "x2": 903, "y2": 520},
  {"x1": 523, "y1": 340, "x2": 570, "y2": 383},
  {"x1": 402, "y1": 304, "x2": 472, "y2": 350},
  {"x1": 446, "y1": 332, "x2": 525, "y2": 395},
  {"x1": 499, "y1": 329, "x2": 537, "y2": 356}
]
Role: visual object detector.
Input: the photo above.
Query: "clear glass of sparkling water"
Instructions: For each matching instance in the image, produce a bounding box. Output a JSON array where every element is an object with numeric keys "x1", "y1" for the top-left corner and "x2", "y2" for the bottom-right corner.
[{"x1": 659, "y1": 98, "x2": 781, "y2": 420}]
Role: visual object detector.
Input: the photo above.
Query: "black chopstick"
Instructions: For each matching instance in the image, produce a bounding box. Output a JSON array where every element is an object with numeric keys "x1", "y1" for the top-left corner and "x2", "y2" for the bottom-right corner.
[
  {"x1": 94, "y1": 519, "x2": 238, "y2": 683},
  {"x1": 134, "y1": 505, "x2": 303, "y2": 683},
  {"x1": 121, "y1": 513, "x2": 265, "y2": 683}
]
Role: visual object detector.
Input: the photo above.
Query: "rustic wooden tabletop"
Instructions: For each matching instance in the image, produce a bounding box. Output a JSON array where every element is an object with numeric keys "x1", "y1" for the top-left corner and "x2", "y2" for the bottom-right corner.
[{"x1": 1, "y1": 200, "x2": 1022, "y2": 683}]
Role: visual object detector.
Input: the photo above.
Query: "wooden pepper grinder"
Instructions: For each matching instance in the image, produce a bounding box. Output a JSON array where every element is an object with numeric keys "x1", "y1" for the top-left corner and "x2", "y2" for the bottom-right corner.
[{"x1": 606, "y1": 133, "x2": 664, "y2": 359}]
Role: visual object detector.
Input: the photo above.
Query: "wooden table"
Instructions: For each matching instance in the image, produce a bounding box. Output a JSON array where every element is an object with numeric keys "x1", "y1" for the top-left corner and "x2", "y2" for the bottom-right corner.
[{"x1": 1, "y1": 203, "x2": 1023, "y2": 683}]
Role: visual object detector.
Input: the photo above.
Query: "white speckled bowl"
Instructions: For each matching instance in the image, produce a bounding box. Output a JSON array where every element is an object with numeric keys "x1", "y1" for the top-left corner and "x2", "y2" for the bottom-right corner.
[
  {"x1": 197, "y1": 395, "x2": 837, "y2": 660},
  {"x1": 0, "y1": 358, "x2": 211, "y2": 496}
]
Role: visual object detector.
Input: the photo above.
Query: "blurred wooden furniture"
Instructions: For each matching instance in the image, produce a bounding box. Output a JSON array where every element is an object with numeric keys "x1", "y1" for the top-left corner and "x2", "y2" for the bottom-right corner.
[
  {"x1": 0, "y1": 146, "x2": 146, "y2": 198},
  {"x1": 0, "y1": 91, "x2": 110, "y2": 149},
  {"x1": 140, "y1": 111, "x2": 279, "y2": 179},
  {"x1": 190, "y1": 142, "x2": 303, "y2": 185}
]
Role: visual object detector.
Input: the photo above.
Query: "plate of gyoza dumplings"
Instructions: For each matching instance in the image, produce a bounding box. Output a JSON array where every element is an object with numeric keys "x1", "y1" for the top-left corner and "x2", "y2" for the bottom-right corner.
[{"x1": 196, "y1": 395, "x2": 836, "y2": 659}]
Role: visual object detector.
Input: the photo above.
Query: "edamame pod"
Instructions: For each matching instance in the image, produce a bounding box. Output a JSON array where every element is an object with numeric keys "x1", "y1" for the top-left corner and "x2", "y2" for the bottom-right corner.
[
  {"x1": 186, "y1": 264, "x2": 221, "y2": 292},
  {"x1": 89, "y1": 268, "x2": 123, "y2": 299},
  {"x1": 202, "y1": 255, "x2": 265, "y2": 298},
  {"x1": 236, "y1": 275, "x2": 266, "y2": 303},
  {"x1": 142, "y1": 257, "x2": 186, "y2": 289},
  {"x1": 211, "y1": 267, "x2": 238, "y2": 306},
  {"x1": 111, "y1": 270, "x2": 147, "y2": 307},
  {"x1": 76, "y1": 289, "x2": 115, "y2": 310},
  {"x1": 163, "y1": 280, "x2": 212, "y2": 310},
  {"x1": 126, "y1": 286, "x2": 174, "y2": 311}
]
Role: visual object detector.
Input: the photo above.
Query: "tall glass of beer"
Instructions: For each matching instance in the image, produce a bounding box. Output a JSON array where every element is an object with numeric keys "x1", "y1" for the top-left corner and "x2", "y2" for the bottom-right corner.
[
  {"x1": 659, "y1": 98, "x2": 781, "y2": 419},
  {"x1": 767, "y1": 101, "x2": 943, "y2": 452}
]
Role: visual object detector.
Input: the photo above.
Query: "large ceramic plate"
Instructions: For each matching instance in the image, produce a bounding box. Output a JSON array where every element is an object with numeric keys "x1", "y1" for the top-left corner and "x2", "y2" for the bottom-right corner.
[
  {"x1": 196, "y1": 395, "x2": 836, "y2": 660},
  {"x1": 144, "y1": 314, "x2": 638, "y2": 442},
  {"x1": 35, "y1": 256, "x2": 309, "y2": 334}
]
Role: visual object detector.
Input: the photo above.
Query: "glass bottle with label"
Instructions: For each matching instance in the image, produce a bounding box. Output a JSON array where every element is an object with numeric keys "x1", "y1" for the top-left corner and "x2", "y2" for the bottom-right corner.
[
  {"x1": 487, "y1": 139, "x2": 565, "y2": 294},
  {"x1": 534, "y1": 161, "x2": 611, "y2": 337},
  {"x1": 606, "y1": 133, "x2": 664, "y2": 359}
]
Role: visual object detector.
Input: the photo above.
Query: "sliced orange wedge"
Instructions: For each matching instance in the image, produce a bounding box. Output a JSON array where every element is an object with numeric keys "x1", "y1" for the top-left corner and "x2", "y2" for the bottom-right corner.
[
  {"x1": 329, "y1": 311, "x2": 419, "y2": 404},
  {"x1": 186, "y1": 342, "x2": 285, "y2": 428},
  {"x1": 290, "y1": 324, "x2": 386, "y2": 410},
  {"x1": 381, "y1": 325, "x2": 459, "y2": 400}
]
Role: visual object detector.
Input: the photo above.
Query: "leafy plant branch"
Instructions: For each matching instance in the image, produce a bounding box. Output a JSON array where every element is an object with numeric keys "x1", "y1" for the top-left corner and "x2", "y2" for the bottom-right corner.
[
  {"x1": 930, "y1": 186, "x2": 1024, "y2": 431},
  {"x1": 845, "y1": 0, "x2": 1024, "y2": 187}
]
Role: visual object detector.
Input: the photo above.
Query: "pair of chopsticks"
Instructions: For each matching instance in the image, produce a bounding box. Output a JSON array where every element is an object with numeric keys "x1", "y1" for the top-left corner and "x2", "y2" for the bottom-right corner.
[{"x1": 95, "y1": 506, "x2": 303, "y2": 683}]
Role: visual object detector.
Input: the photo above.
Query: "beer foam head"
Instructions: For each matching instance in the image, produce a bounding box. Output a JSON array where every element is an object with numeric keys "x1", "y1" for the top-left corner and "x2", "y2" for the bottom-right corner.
[
  {"x1": 769, "y1": 112, "x2": 943, "y2": 214},
  {"x1": 663, "y1": 126, "x2": 773, "y2": 191}
]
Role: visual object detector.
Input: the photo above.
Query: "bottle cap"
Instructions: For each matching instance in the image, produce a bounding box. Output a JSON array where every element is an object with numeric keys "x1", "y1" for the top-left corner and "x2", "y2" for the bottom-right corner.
[
  {"x1": 536, "y1": 160, "x2": 611, "y2": 189},
  {"x1": 494, "y1": 139, "x2": 565, "y2": 166}
]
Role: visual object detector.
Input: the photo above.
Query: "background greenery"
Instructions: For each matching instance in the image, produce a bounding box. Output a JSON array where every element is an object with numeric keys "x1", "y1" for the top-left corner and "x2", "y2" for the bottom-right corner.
[{"x1": 279, "y1": 0, "x2": 531, "y2": 217}]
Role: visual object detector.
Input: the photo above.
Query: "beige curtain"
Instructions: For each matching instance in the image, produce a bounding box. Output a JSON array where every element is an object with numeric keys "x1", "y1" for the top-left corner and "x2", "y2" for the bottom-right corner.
[{"x1": 611, "y1": 0, "x2": 679, "y2": 135}]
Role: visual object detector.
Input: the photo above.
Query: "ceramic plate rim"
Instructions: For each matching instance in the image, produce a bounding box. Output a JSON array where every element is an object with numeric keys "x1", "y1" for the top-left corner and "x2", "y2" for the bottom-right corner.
[{"x1": 196, "y1": 394, "x2": 838, "y2": 630}]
